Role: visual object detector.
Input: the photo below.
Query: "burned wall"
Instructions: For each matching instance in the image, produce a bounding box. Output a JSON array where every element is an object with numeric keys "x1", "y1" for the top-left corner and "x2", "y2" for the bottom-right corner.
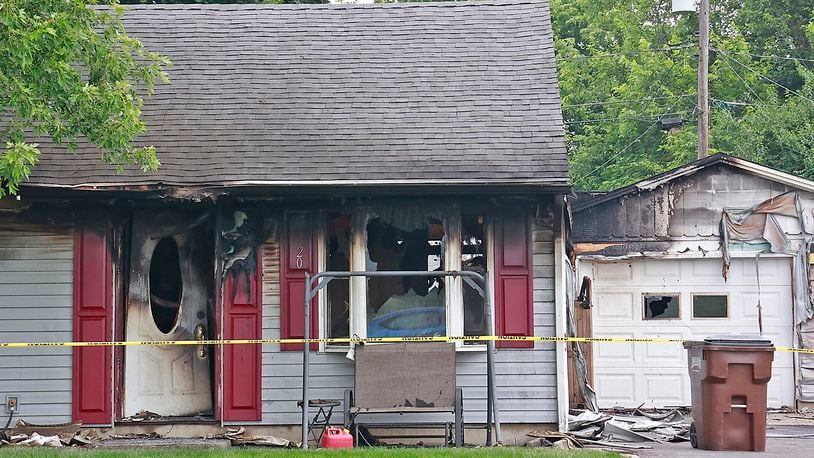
[{"x1": 573, "y1": 164, "x2": 814, "y2": 244}]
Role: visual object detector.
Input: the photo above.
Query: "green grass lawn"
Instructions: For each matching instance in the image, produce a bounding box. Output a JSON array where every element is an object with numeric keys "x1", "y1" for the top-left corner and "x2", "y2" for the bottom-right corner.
[{"x1": 0, "y1": 447, "x2": 618, "y2": 457}]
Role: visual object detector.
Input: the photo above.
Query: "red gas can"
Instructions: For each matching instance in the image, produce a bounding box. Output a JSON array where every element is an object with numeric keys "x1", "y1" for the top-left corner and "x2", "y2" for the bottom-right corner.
[{"x1": 321, "y1": 427, "x2": 353, "y2": 448}]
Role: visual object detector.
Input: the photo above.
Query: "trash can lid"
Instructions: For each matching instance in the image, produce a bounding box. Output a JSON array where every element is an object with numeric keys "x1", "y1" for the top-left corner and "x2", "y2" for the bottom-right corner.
[{"x1": 703, "y1": 334, "x2": 773, "y2": 346}]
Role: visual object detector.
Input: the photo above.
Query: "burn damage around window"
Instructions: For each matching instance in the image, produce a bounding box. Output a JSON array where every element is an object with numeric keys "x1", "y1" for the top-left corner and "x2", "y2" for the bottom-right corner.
[
  {"x1": 221, "y1": 209, "x2": 258, "y2": 300},
  {"x1": 327, "y1": 213, "x2": 351, "y2": 340},
  {"x1": 365, "y1": 214, "x2": 446, "y2": 338},
  {"x1": 462, "y1": 213, "x2": 488, "y2": 340},
  {"x1": 149, "y1": 237, "x2": 183, "y2": 333}
]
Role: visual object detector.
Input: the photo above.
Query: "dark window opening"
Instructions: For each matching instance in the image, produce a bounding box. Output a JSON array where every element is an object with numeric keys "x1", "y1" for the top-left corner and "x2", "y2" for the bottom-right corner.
[
  {"x1": 327, "y1": 213, "x2": 351, "y2": 340},
  {"x1": 462, "y1": 214, "x2": 487, "y2": 342},
  {"x1": 150, "y1": 237, "x2": 183, "y2": 333},
  {"x1": 365, "y1": 215, "x2": 446, "y2": 338},
  {"x1": 693, "y1": 295, "x2": 728, "y2": 318},
  {"x1": 643, "y1": 294, "x2": 679, "y2": 319}
]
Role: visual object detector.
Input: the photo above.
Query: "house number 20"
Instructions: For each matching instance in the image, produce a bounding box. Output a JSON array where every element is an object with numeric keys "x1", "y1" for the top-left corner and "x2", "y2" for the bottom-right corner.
[{"x1": 296, "y1": 239, "x2": 304, "y2": 269}]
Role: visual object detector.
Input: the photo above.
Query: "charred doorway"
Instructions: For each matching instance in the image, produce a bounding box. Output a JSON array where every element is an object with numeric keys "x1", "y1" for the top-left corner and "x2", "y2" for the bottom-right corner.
[{"x1": 123, "y1": 210, "x2": 216, "y2": 418}]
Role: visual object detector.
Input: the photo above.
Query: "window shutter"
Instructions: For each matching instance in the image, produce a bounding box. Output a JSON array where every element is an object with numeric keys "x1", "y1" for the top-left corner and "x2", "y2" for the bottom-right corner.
[
  {"x1": 72, "y1": 215, "x2": 113, "y2": 424},
  {"x1": 494, "y1": 208, "x2": 534, "y2": 349},
  {"x1": 280, "y1": 211, "x2": 318, "y2": 351},
  {"x1": 223, "y1": 248, "x2": 263, "y2": 421}
]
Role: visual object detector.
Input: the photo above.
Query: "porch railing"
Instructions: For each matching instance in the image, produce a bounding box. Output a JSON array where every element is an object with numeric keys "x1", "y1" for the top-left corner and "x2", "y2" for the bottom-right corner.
[{"x1": 301, "y1": 270, "x2": 501, "y2": 449}]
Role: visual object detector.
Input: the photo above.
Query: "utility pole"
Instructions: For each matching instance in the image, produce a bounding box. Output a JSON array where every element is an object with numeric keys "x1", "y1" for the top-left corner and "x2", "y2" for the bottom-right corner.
[{"x1": 697, "y1": 0, "x2": 710, "y2": 159}]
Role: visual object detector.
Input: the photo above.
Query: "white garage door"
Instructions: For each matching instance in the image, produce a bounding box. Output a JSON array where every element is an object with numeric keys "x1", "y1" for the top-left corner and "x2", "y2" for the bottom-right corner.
[{"x1": 586, "y1": 257, "x2": 795, "y2": 408}]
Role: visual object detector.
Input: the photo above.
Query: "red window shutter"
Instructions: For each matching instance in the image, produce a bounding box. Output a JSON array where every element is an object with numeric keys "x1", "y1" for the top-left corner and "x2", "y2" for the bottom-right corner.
[
  {"x1": 494, "y1": 208, "x2": 534, "y2": 349},
  {"x1": 223, "y1": 248, "x2": 263, "y2": 421},
  {"x1": 280, "y1": 211, "x2": 318, "y2": 351},
  {"x1": 72, "y1": 216, "x2": 113, "y2": 424}
]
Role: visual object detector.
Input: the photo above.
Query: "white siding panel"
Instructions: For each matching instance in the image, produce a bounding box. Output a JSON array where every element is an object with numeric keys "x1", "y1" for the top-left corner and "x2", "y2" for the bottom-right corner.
[
  {"x1": 260, "y1": 219, "x2": 557, "y2": 425},
  {"x1": 0, "y1": 216, "x2": 73, "y2": 424}
]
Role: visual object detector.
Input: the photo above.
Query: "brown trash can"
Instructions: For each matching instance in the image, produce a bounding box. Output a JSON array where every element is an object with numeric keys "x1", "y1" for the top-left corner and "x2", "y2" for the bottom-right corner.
[{"x1": 684, "y1": 336, "x2": 775, "y2": 451}]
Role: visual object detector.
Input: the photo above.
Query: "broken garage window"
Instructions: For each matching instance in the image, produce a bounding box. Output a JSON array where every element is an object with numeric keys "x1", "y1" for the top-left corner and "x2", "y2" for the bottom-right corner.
[
  {"x1": 693, "y1": 295, "x2": 728, "y2": 318},
  {"x1": 643, "y1": 294, "x2": 679, "y2": 320},
  {"x1": 365, "y1": 212, "x2": 446, "y2": 338},
  {"x1": 462, "y1": 213, "x2": 487, "y2": 341},
  {"x1": 326, "y1": 213, "x2": 351, "y2": 340}
]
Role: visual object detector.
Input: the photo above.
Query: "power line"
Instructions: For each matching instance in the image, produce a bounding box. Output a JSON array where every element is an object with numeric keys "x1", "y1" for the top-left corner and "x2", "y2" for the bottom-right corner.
[
  {"x1": 715, "y1": 48, "x2": 814, "y2": 104},
  {"x1": 557, "y1": 44, "x2": 694, "y2": 61},
  {"x1": 714, "y1": 48, "x2": 814, "y2": 64},
  {"x1": 572, "y1": 120, "x2": 662, "y2": 185},
  {"x1": 562, "y1": 94, "x2": 695, "y2": 108},
  {"x1": 572, "y1": 100, "x2": 682, "y2": 186},
  {"x1": 565, "y1": 111, "x2": 691, "y2": 125},
  {"x1": 718, "y1": 53, "x2": 765, "y2": 103}
]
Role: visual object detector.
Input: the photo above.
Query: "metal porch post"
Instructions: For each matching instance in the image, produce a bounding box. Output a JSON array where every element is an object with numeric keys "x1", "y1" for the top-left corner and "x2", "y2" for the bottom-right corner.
[
  {"x1": 483, "y1": 271, "x2": 502, "y2": 444},
  {"x1": 301, "y1": 272, "x2": 311, "y2": 449}
]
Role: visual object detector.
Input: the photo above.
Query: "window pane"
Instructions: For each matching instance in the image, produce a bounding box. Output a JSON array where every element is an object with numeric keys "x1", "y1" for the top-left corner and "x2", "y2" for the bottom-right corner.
[
  {"x1": 326, "y1": 214, "x2": 350, "y2": 340},
  {"x1": 366, "y1": 215, "x2": 446, "y2": 337},
  {"x1": 643, "y1": 294, "x2": 679, "y2": 319},
  {"x1": 462, "y1": 214, "x2": 487, "y2": 340},
  {"x1": 693, "y1": 295, "x2": 728, "y2": 318}
]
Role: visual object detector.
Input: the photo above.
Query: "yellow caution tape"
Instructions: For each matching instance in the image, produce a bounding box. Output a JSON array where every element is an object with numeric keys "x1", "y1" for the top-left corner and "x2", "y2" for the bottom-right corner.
[{"x1": 1, "y1": 335, "x2": 813, "y2": 354}]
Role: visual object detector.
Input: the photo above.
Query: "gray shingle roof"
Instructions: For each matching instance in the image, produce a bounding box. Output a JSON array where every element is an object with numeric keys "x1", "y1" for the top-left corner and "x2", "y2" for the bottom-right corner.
[{"x1": 25, "y1": 0, "x2": 568, "y2": 191}]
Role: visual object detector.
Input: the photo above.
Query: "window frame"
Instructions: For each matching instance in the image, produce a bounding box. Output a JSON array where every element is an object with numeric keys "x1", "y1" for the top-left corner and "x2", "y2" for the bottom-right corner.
[
  {"x1": 641, "y1": 292, "x2": 681, "y2": 320},
  {"x1": 691, "y1": 293, "x2": 730, "y2": 319},
  {"x1": 318, "y1": 206, "x2": 492, "y2": 352}
]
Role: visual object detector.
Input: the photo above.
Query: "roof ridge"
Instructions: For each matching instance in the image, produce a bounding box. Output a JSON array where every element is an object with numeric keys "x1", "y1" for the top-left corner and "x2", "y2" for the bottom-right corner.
[{"x1": 121, "y1": 0, "x2": 543, "y2": 11}]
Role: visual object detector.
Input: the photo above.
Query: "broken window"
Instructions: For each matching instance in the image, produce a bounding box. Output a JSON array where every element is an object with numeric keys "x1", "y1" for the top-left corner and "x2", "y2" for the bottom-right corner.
[
  {"x1": 643, "y1": 294, "x2": 679, "y2": 319},
  {"x1": 365, "y1": 213, "x2": 446, "y2": 338},
  {"x1": 693, "y1": 295, "x2": 728, "y2": 318},
  {"x1": 149, "y1": 237, "x2": 183, "y2": 333},
  {"x1": 326, "y1": 213, "x2": 351, "y2": 340},
  {"x1": 462, "y1": 213, "x2": 487, "y2": 341}
]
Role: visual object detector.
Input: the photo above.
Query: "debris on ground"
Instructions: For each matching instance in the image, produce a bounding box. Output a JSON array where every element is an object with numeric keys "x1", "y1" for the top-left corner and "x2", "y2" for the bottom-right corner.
[
  {"x1": 527, "y1": 407, "x2": 693, "y2": 451},
  {"x1": 768, "y1": 406, "x2": 814, "y2": 425},
  {"x1": 109, "y1": 432, "x2": 163, "y2": 440},
  {"x1": 0, "y1": 420, "x2": 94, "y2": 448},
  {"x1": 207, "y1": 426, "x2": 297, "y2": 448}
]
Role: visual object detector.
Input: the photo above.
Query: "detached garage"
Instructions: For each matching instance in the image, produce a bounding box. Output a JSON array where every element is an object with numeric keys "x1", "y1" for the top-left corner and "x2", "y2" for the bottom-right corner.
[
  {"x1": 583, "y1": 257, "x2": 795, "y2": 408},
  {"x1": 572, "y1": 154, "x2": 814, "y2": 410}
]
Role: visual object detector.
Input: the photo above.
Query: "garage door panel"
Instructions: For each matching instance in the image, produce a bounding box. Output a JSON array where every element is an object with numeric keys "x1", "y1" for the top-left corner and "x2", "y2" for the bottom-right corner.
[
  {"x1": 642, "y1": 261, "x2": 681, "y2": 280},
  {"x1": 641, "y1": 333, "x2": 685, "y2": 364},
  {"x1": 587, "y1": 258, "x2": 795, "y2": 409},
  {"x1": 594, "y1": 262, "x2": 632, "y2": 280},
  {"x1": 736, "y1": 258, "x2": 791, "y2": 284},
  {"x1": 594, "y1": 292, "x2": 634, "y2": 320},
  {"x1": 594, "y1": 335, "x2": 635, "y2": 363},
  {"x1": 691, "y1": 260, "x2": 723, "y2": 277},
  {"x1": 768, "y1": 369, "x2": 795, "y2": 407},
  {"x1": 740, "y1": 291, "x2": 786, "y2": 323},
  {"x1": 644, "y1": 373, "x2": 686, "y2": 405},
  {"x1": 596, "y1": 374, "x2": 636, "y2": 405}
]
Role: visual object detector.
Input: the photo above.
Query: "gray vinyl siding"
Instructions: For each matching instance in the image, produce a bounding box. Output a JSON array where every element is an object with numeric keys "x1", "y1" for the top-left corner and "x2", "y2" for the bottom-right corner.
[
  {"x1": 0, "y1": 215, "x2": 73, "y2": 423},
  {"x1": 260, "y1": 220, "x2": 557, "y2": 425}
]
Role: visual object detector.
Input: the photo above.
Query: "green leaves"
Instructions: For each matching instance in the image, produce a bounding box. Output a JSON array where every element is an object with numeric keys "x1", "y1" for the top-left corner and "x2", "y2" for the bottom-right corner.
[
  {"x1": 554, "y1": 0, "x2": 814, "y2": 190},
  {"x1": 0, "y1": 0, "x2": 169, "y2": 195},
  {"x1": 0, "y1": 142, "x2": 39, "y2": 197}
]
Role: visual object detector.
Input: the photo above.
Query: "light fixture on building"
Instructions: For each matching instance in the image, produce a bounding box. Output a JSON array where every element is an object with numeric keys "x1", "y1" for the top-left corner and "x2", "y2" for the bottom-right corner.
[{"x1": 671, "y1": 0, "x2": 696, "y2": 13}]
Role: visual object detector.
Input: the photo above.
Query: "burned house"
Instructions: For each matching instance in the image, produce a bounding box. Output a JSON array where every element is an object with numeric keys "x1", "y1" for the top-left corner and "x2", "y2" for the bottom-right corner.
[
  {"x1": 0, "y1": 1, "x2": 571, "y2": 440},
  {"x1": 572, "y1": 153, "x2": 814, "y2": 410}
]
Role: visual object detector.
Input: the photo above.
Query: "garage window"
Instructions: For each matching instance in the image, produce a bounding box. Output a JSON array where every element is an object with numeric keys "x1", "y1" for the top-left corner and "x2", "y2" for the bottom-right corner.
[
  {"x1": 643, "y1": 294, "x2": 679, "y2": 319},
  {"x1": 693, "y1": 295, "x2": 728, "y2": 318}
]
